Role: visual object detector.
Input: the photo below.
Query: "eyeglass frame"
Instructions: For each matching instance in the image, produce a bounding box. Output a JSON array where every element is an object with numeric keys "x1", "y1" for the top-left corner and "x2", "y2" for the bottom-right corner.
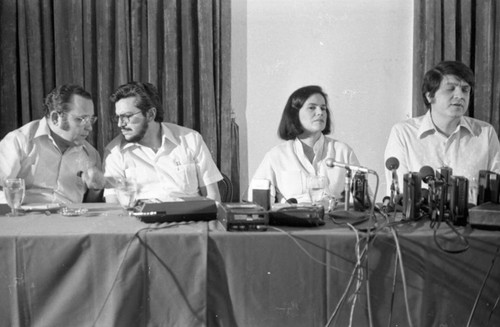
[
  {"x1": 65, "y1": 112, "x2": 98, "y2": 125},
  {"x1": 113, "y1": 111, "x2": 143, "y2": 124}
]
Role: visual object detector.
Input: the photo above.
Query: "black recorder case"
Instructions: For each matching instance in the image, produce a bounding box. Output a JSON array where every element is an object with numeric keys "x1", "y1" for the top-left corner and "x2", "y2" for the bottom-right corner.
[
  {"x1": 269, "y1": 204, "x2": 325, "y2": 227},
  {"x1": 217, "y1": 203, "x2": 269, "y2": 231},
  {"x1": 132, "y1": 198, "x2": 217, "y2": 223}
]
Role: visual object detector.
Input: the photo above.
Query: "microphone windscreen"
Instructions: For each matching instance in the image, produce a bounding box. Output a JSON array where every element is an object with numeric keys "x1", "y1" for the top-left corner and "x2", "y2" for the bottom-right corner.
[
  {"x1": 325, "y1": 158, "x2": 334, "y2": 168},
  {"x1": 286, "y1": 198, "x2": 298, "y2": 204},
  {"x1": 419, "y1": 166, "x2": 435, "y2": 183},
  {"x1": 385, "y1": 157, "x2": 399, "y2": 170}
]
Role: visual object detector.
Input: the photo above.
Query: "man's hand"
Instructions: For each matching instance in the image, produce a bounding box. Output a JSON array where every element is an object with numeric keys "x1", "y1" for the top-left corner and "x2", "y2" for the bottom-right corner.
[{"x1": 80, "y1": 166, "x2": 106, "y2": 190}]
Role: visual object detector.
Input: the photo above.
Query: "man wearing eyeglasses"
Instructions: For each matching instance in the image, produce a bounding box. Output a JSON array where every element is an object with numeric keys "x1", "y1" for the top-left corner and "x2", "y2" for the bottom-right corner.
[
  {"x1": 103, "y1": 82, "x2": 222, "y2": 202},
  {"x1": 0, "y1": 84, "x2": 106, "y2": 204}
]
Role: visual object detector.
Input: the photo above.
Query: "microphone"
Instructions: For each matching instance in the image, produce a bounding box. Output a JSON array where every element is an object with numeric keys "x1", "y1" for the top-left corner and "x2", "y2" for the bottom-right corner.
[
  {"x1": 385, "y1": 157, "x2": 400, "y2": 192},
  {"x1": 325, "y1": 159, "x2": 375, "y2": 174},
  {"x1": 385, "y1": 157, "x2": 401, "y2": 210},
  {"x1": 385, "y1": 157, "x2": 399, "y2": 171},
  {"x1": 419, "y1": 166, "x2": 437, "y2": 184},
  {"x1": 419, "y1": 166, "x2": 445, "y2": 219}
]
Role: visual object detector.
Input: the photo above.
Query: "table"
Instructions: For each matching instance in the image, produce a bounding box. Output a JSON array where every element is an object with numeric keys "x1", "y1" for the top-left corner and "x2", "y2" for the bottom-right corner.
[
  {"x1": 1, "y1": 204, "x2": 499, "y2": 327},
  {"x1": 0, "y1": 203, "x2": 209, "y2": 327},
  {"x1": 207, "y1": 217, "x2": 500, "y2": 327}
]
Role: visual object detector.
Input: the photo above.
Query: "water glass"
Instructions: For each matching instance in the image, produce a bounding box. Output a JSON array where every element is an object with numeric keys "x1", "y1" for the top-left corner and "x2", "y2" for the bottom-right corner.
[
  {"x1": 115, "y1": 177, "x2": 137, "y2": 210},
  {"x1": 4, "y1": 178, "x2": 25, "y2": 216},
  {"x1": 307, "y1": 175, "x2": 328, "y2": 205}
]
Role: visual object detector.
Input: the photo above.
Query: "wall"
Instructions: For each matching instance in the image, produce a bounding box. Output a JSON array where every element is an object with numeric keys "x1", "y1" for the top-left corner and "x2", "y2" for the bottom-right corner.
[{"x1": 232, "y1": 0, "x2": 413, "y2": 201}]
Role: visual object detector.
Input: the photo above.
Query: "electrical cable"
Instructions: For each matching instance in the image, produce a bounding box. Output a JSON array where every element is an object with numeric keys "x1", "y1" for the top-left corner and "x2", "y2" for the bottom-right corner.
[
  {"x1": 389, "y1": 227, "x2": 414, "y2": 327},
  {"x1": 268, "y1": 225, "x2": 368, "y2": 327},
  {"x1": 487, "y1": 295, "x2": 500, "y2": 325},
  {"x1": 387, "y1": 249, "x2": 399, "y2": 327},
  {"x1": 466, "y1": 246, "x2": 500, "y2": 327},
  {"x1": 325, "y1": 251, "x2": 362, "y2": 327},
  {"x1": 324, "y1": 222, "x2": 380, "y2": 327},
  {"x1": 364, "y1": 240, "x2": 374, "y2": 327},
  {"x1": 276, "y1": 167, "x2": 384, "y2": 326},
  {"x1": 346, "y1": 223, "x2": 362, "y2": 327},
  {"x1": 269, "y1": 226, "x2": 353, "y2": 274},
  {"x1": 431, "y1": 220, "x2": 469, "y2": 254},
  {"x1": 91, "y1": 222, "x2": 191, "y2": 327}
]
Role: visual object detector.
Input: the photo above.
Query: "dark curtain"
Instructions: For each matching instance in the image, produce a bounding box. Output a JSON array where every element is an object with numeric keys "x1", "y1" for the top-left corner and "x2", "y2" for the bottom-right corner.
[
  {"x1": 0, "y1": 0, "x2": 237, "y2": 193},
  {"x1": 413, "y1": 0, "x2": 500, "y2": 134}
]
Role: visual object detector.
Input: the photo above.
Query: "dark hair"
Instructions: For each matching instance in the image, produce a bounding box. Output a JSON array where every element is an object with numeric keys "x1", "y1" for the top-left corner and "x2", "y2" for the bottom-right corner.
[
  {"x1": 277, "y1": 85, "x2": 332, "y2": 140},
  {"x1": 43, "y1": 84, "x2": 92, "y2": 117},
  {"x1": 110, "y1": 82, "x2": 163, "y2": 122},
  {"x1": 422, "y1": 61, "x2": 475, "y2": 109}
]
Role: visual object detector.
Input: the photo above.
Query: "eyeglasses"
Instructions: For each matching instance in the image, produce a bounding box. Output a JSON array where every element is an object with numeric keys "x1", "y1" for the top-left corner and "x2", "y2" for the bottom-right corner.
[
  {"x1": 67, "y1": 113, "x2": 98, "y2": 125},
  {"x1": 113, "y1": 111, "x2": 143, "y2": 124}
]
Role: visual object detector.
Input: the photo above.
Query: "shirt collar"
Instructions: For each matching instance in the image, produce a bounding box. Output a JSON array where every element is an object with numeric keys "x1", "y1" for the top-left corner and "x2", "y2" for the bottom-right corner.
[
  {"x1": 293, "y1": 134, "x2": 325, "y2": 159},
  {"x1": 34, "y1": 117, "x2": 52, "y2": 139},
  {"x1": 34, "y1": 117, "x2": 89, "y2": 154},
  {"x1": 313, "y1": 134, "x2": 325, "y2": 156},
  {"x1": 160, "y1": 123, "x2": 181, "y2": 146},
  {"x1": 417, "y1": 110, "x2": 475, "y2": 138}
]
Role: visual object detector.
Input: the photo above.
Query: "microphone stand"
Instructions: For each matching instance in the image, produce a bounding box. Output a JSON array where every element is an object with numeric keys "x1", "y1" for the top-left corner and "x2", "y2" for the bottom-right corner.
[
  {"x1": 344, "y1": 168, "x2": 352, "y2": 211},
  {"x1": 389, "y1": 171, "x2": 400, "y2": 210}
]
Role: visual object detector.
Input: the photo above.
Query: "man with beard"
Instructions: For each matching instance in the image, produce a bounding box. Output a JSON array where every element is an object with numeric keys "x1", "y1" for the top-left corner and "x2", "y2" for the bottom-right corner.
[
  {"x1": 0, "y1": 84, "x2": 105, "y2": 204},
  {"x1": 384, "y1": 61, "x2": 500, "y2": 204},
  {"x1": 103, "y1": 82, "x2": 222, "y2": 203}
]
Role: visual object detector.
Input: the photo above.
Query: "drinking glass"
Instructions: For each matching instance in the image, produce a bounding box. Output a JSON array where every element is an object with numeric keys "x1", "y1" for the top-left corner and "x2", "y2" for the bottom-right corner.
[
  {"x1": 3, "y1": 178, "x2": 25, "y2": 216},
  {"x1": 307, "y1": 175, "x2": 328, "y2": 205},
  {"x1": 115, "y1": 177, "x2": 137, "y2": 210}
]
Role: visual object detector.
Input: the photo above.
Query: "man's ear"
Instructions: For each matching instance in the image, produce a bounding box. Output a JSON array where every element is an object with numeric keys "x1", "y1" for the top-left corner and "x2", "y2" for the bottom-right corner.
[
  {"x1": 50, "y1": 111, "x2": 60, "y2": 125},
  {"x1": 147, "y1": 108, "x2": 157, "y2": 121}
]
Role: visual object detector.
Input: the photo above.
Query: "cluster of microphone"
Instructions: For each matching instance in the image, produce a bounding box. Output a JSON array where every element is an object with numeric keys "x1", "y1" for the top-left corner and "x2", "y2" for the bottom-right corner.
[
  {"x1": 385, "y1": 157, "x2": 469, "y2": 225},
  {"x1": 325, "y1": 158, "x2": 373, "y2": 212},
  {"x1": 325, "y1": 157, "x2": 471, "y2": 225}
]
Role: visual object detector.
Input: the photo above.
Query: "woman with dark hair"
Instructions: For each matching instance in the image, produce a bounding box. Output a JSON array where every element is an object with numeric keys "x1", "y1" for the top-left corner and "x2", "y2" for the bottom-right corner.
[{"x1": 249, "y1": 85, "x2": 361, "y2": 204}]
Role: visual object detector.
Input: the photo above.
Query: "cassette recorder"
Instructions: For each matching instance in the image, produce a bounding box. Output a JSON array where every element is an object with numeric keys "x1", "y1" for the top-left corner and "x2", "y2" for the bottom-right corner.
[
  {"x1": 351, "y1": 171, "x2": 371, "y2": 211},
  {"x1": 217, "y1": 203, "x2": 269, "y2": 231},
  {"x1": 477, "y1": 170, "x2": 500, "y2": 205},
  {"x1": 269, "y1": 204, "x2": 325, "y2": 227},
  {"x1": 402, "y1": 172, "x2": 423, "y2": 220},
  {"x1": 448, "y1": 175, "x2": 469, "y2": 226}
]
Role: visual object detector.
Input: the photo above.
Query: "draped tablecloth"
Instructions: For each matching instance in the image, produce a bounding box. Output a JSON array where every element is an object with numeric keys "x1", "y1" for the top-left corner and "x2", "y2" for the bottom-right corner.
[
  {"x1": 0, "y1": 203, "x2": 208, "y2": 327},
  {"x1": 1, "y1": 204, "x2": 499, "y2": 327}
]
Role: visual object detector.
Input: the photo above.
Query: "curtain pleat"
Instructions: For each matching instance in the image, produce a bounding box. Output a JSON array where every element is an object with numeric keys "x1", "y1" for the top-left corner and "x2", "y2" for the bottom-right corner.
[
  {"x1": 493, "y1": 3, "x2": 500, "y2": 134},
  {"x1": 0, "y1": 0, "x2": 238, "y2": 196},
  {"x1": 163, "y1": 0, "x2": 179, "y2": 126},
  {"x1": 95, "y1": 0, "x2": 115, "y2": 153},
  {"x1": 0, "y1": 0, "x2": 19, "y2": 131},
  {"x1": 413, "y1": 0, "x2": 500, "y2": 137},
  {"x1": 230, "y1": 118, "x2": 240, "y2": 201}
]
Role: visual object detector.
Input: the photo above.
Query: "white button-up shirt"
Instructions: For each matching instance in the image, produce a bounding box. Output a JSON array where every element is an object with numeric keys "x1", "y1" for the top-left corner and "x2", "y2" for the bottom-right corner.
[
  {"x1": 103, "y1": 122, "x2": 222, "y2": 202},
  {"x1": 0, "y1": 118, "x2": 101, "y2": 204},
  {"x1": 384, "y1": 110, "x2": 500, "y2": 203},
  {"x1": 250, "y1": 134, "x2": 361, "y2": 203}
]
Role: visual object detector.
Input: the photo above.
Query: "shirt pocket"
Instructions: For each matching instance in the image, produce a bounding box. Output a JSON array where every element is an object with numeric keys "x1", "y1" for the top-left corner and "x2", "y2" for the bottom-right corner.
[{"x1": 172, "y1": 162, "x2": 199, "y2": 193}]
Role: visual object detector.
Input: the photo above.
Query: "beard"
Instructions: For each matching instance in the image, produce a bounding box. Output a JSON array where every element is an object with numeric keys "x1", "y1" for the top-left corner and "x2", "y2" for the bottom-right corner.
[{"x1": 123, "y1": 120, "x2": 148, "y2": 143}]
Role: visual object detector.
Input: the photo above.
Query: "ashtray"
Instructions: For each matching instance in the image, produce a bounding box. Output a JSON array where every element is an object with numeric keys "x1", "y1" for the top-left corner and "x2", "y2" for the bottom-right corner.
[{"x1": 59, "y1": 207, "x2": 88, "y2": 216}]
